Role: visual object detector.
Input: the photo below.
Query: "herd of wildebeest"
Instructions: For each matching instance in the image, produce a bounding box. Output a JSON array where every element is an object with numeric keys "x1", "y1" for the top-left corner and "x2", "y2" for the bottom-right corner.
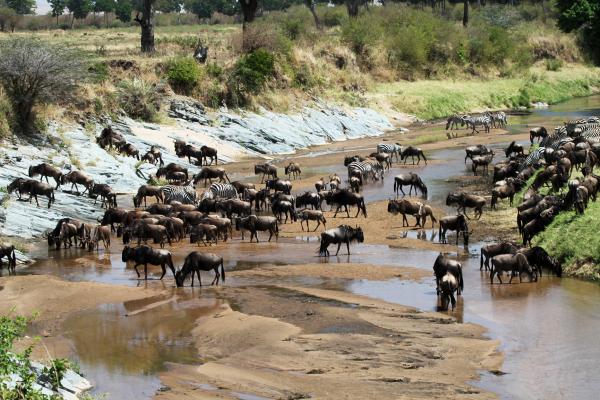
[{"x1": 1, "y1": 114, "x2": 598, "y2": 311}]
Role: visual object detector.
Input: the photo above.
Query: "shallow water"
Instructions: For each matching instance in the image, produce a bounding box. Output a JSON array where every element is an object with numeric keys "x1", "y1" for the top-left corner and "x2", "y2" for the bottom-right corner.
[{"x1": 20, "y1": 95, "x2": 600, "y2": 399}]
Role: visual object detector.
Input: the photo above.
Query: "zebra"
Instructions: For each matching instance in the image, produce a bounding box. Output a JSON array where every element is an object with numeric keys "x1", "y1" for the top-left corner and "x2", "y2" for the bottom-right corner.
[
  {"x1": 445, "y1": 115, "x2": 466, "y2": 130},
  {"x1": 521, "y1": 147, "x2": 547, "y2": 169},
  {"x1": 464, "y1": 115, "x2": 491, "y2": 134},
  {"x1": 347, "y1": 160, "x2": 382, "y2": 183},
  {"x1": 565, "y1": 118, "x2": 600, "y2": 135},
  {"x1": 487, "y1": 111, "x2": 507, "y2": 128},
  {"x1": 376, "y1": 143, "x2": 403, "y2": 163},
  {"x1": 161, "y1": 184, "x2": 197, "y2": 205},
  {"x1": 582, "y1": 126, "x2": 600, "y2": 141},
  {"x1": 541, "y1": 126, "x2": 568, "y2": 148},
  {"x1": 573, "y1": 123, "x2": 600, "y2": 136},
  {"x1": 202, "y1": 183, "x2": 238, "y2": 200}
]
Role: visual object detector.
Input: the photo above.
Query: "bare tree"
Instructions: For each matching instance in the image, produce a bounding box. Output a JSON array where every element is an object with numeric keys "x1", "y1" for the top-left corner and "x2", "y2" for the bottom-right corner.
[{"x1": 0, "y1": 39, "x2": 85, "y2": 136}]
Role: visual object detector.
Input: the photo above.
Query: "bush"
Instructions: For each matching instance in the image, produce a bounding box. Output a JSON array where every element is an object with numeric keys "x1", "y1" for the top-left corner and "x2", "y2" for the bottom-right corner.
[
  {"x1": 88, "y1": 62, "x2": 109, "y2": 83},
  {"x1": 319, "y1": 5, "x2": 347, "y2": 27},
  {"x1": 546, "y1": 58, "x2": 564, "y2": 71},
  {"x1": 278, "y1": 6, "x2": 313, "y2": 40},
  {"x1": 227, "y1": 49, "x2": 275, "y2": 106},
  {"x1": 117, "y1": 79, "x2": 165, "y2": 122},
  {"x1": 468, "y1": 26, "x2": 516, "y2": 66},
  {"x1": 206, "y1": 62, "x2": 224, "y2": 79},
  {"x1": 166, "y1": 57, "x2": 202, "y2": 94}
]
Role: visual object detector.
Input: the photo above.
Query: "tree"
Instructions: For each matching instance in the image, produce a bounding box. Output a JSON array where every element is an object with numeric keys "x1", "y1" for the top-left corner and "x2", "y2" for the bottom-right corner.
[
  {"x1": 94, "y1": 0, "x2": 115, "y2": 27},
  {"x1": 184, "y1": 0, "x2": 213, "y2": 19},
  {"x1": 49, "y1": 0, "x2": 66, "y2": 26},
  {"x1": 556, "y1": 0, "x2": 600, "y2": 63},
  {"x1": 239, "y1": 0, "x2": 258, "y2": 29},
  {"x1": 304, "y1": 0, "x2": 320, "y2": 29},
  {"x1": 462, "y1": 0, "x2": 468, "y2": 26},
  {"x1": 134, "y1": 0, "x2": 156, "y2": 53},
  {"x1": 0, "y1": 6, "x2": 17, "y2": 32},
  {"x1": 5, "y1": 0, "x2": 35, "y2": 14},
  {"x1": 155, "y1": 0, "x2": 181, "y2": 13},
  {"x1": 67, "y1": 0, "x2": 92, "y2": 28},
  {"x1": 0, "y1": 39, "x2": 86, "y2": 136},
  {"x1": 115, "y1": 0, "x2": 132, "y2": 22}
]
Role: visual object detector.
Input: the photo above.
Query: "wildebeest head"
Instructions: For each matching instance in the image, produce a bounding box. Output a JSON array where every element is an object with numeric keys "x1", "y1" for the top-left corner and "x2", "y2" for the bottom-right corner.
[
  {"x1": 175, "y1": 269, "x2": 184, "y2": 287},
  {"x1": 121, "y1": 245, "x2": 133, "y2": 262}
]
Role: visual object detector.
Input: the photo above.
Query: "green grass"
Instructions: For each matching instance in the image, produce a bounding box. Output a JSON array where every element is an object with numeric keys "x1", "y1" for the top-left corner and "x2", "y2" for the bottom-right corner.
[
  {"x1": 535, "y1": 200, "x2": 600, "y2": 281},
  {"x1": 375, "y1": 66, "x2": 600, "y2": 120}
]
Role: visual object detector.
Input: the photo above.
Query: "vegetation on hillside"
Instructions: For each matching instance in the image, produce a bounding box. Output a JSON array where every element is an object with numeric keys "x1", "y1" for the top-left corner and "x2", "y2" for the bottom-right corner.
[{"x1": 0, "y1": 2, "x2": 599, "y2": 135}]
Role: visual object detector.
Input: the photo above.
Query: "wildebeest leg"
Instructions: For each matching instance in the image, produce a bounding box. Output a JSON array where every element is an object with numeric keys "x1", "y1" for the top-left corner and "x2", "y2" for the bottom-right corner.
[
  {"x1": 402, "y1": 213, "x2": 408, "y2": 227},
  {"x1": 159, "y1": 263, "x2": 167, "y2": 280},
  {"x1": 133, "y1": 263, "x2": 141, "y2": 278},
  {"x1": 33, "y1": 194, "x2": 40, "y2": 207},
  {"x1": 211, "y1": 268, "x2": 219, "y2": 285},
  {"x1": 355, "y1": 207, "x2": 361, "y2": 218},
  {"x1": 197, "y1": 270, "x2": 202, "y2": 286},
  {"x1": 335, "y1": 242, "x2": 342, "y2": 256},
  {"x1": 346, "y1": 240, "x2": 351, "y2": 255},
  {"x1": 400, "y1": 187, "x2": 406, "y2": 196},
  {"x1": 333, "y1": 205, "x2": 340, "y2": 218},
  {"x1": 313, "y1": 220, "x2": 320, "y2": 232},
  {"x1": 44, "y1": 175, "x2": 49, "y2": 184}
]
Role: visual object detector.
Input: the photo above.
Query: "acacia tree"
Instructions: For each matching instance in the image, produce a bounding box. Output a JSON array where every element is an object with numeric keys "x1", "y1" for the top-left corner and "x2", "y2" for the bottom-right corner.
[
  {"x1": 67, "y1": 0, "x2": 92, "y2": 28},
  {"x1": 0, "y1": 5, "x2": 17, "y2": 32},
  {"x1": 304, "y1": 0, "x2": 320, "y2": 29},
  {"x1": 239, "y1": 0, "x2": 258, "y2": 29},
  {"x1": 115, "y1": 0, "x2": 132, "y2": 22},
  {"x1": 134, "y1": 0, "x2": 156, "y2": 53},
  {"x1": 0, "y1": 39, "x2": 86, "y2": 136},
  {"x1": 556, "y1": 0, "x2": 600, "y2": 64},
  {"x1": 5, "y1": 0, "x2": 35, "y2": 14},
  {"x1": 94, "y1": 0, "x2": 115, "y2": 27},
  {"x1": 49, "y1": 0, "x2": 66, "y2": 26}
]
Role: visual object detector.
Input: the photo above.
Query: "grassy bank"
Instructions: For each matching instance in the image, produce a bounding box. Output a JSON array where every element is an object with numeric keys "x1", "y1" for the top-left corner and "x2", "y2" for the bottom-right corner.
[
  {"x1": 371, "y1": 65, "x2": 600, "y2": 120},
  {"x1": 535, "y1": 202, "x2": 600, "y2": 281}
]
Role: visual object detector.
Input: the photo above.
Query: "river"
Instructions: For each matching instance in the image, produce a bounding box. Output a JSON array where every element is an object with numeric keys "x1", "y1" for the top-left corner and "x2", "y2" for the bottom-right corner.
[{"x1": 15, "y1": 95, "x2": 600, "y2": 399}]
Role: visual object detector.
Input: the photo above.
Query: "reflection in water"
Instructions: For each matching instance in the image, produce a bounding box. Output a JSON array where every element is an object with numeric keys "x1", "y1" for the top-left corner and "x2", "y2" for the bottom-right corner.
[{"x1": 62, "y1": 293, "x2": 221, "y2": 398}]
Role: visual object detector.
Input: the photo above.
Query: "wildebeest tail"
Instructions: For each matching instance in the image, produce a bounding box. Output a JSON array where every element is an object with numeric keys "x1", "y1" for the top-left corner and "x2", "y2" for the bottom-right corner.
[
  {"x1": 480, "y1": 251, "x2": 484, "y2": 269},
  {"x1": 11, "y1": 245, "x2": 16, "y2": 268},
  {"x1": 220, "y1": 258, "x2": 225, "y2": 282},
  {"x1": 360, "y1": 199, "x2": 367, "y2": 217}
]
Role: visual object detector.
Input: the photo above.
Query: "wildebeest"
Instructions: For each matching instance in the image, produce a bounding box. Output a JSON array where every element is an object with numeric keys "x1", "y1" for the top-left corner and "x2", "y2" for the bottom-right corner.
[
  {"x1": 446, "y1": 192, "x2": 486, "y2": 219},
  {"x1": 471, "y1": 153, "x2": 494, "y2": 175},
  {"x1": 57, "y1": 222, "x2": 79, "y2": 249},
  {"x1": 0, "y1": 244, "x2": 16, "y2": 274},
  {"x1": 387, "y1": 199, "x2": 436, "y2": 228},
  {"x1": 271, "y1": 199, "x2": 297, "y2": 223},
  {"x1": 190, "y1": 224, "x2": 219, "y2": 246},
  {"x1": 61, "y1": 171, "x2": 94, "y2": 195},
  {"x1": 296, "y1": 191, "x2": 321, "y2": 210},
  {"x1": 133, "y1": 185, "x2": 163, "y2": 208},
  {"x1": 393, "y1": 173, "x2": 427, "y2": 198},
  {"x1": 343, "y1": 155, "x2": 365, "y2": 166},
  {"x1": 231, "y1": 181, "x2": 255, "y2": 195},
  {"x1": 10, "y1": 179, "x2": 56, "y2": 208},
  {"x1": 349, "y1": 176, "x2": 362, "y2": 193},
  {"x1": 87, "y1": 225, "x2": 111, "y2": 251},
  {"x1": 464, "y1": 145, "x2": 492, "y2": 163},
  {"x1": 401, "y1": 146, "x2": 427, "y2": 165},
  {"x1": 519, "y1": 246, "x2": 562, "y2": 277},
  {"x1": 522, "y1": 206, "x2": 558, "y2": 246},
  {"x1": 193, "y1": 167, "x2": 230, "y2": 187},
  {"x1": 118, "y1": 142, "x2": 140, "y2": 159},
  {"x1": 201, "y1": 146, "x2": 218, "y2": 165},
  {"x1": 297, "y1": 209, "x2": 327, "y2": 231},
  {"x1": 254, "y1": 163, "x2": 277, "y2": 182},
  {"x1": 215, "y1": 198, "x2": 252, "y2": 219},
  {"x1": 377, "y1": 143, "x2": 403, "y2": 162},
  {"x1": 491, "y1": 179, "x2": 516, "y2": 209},
  {"x1": 493, "y1": 160, "x2": 520, "y2": 183},
  {"x1": 124, "y1": 223, "x2": 172, "y2": 248},
  {"x1": 329, "y1": 174, "x2": 342, "y2": 189},
  {"x1": 96, "y1": 126, "x2": 125, "y2": 149},
  {"x1": 446, "y1": 115, "x2": 465, "y2": 131},
  {"x1": 174, "y1": 141, "x2": 203, "y2": 165},
  {"x1": 175, "y1": 252, "x2": 224, "y2": 287},
  {"x1": 235, "y1": 215, "x2": 279, "y2": 242},
  {"x1": 266, "y1": 179, "x2": 292, "y2": 195},
  {"x1": 480, "y1": 242, "x2": 519, "y2": 271},
  {"x1": 28, "y1": 163, "x2": 63, "y2": 189},
  {"x1": 156, "y1": 163, "x2": 189, "y2": 181},
  {"x1": 432, "y1": 253, "x2": 463, "y2": 295},
  {"x1": 122, "y1": 245, "x2": 175, "y2": 280},
  {"x1": 530, "y1": 127, "x2": 548, "y2": 144},
  {"x1": 318, "y1": 225, "x2": 364, "y2": 256},
  {"x1": 505, "y1": 141, "x2": 524, "y2": 157},
  {"x1": 327, "y1": 189, "x2": 367, "y2": 218},
  {"x1": 88, "y1": 183, "x2": 117, "y2": 208},
  {"x1": 99, "y1": 207, "x2": 128, "y2": 232},
  {"x1": 438, "y1": 214, "x2": 470, "y2": 245},
  {"x1": 439, "y1": 273, "x2": 459, "y2": 311},
  {"x1": 200, "y1": 215, "x2": 232, "y2": 241},
  {"x1": 490, "y1": 253, "x2": 536, "y2": 284},
  {"x1": 369, "y1": 152, "x2": 392, "y2": 170},
  {"x1": 284, "y1": 162, "x2": 301, "y2": 180}
]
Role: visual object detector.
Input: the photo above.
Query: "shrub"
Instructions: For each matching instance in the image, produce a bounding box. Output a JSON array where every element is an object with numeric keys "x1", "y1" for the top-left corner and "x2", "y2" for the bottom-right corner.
[
  {"x1": 341, "y1": 16, "x2": 380, "y2": 56},
  {"x1": 166, "y1": 56, "x2": 202, "y2": 94},
  {"x1": 319, "y1": 5, "x2": 346, "y2": 27},
  {"x1": 278, "y1": 6, "x2": 313, "y2": 40},
  {"x1": 117, "y1": 79, "x2": 165, "y2": 122},
  {"x1": 206, "y1": 62, "x2": 224, "y2": 79},
  {"x1": 468, "y1": 26, "x2": 516, "y2": 66},
  {"x1": 88, "y1": 62, "x2": 109, "y2": 83},
  {"x1": 229, "y1": 49, "x2": 275, "y2": 96},
  {"x1": 0, "y1": 39, "x2": 86, "y2": 136},
  {"x1": 546, "y1": 58, "x2": 563, "y2": 71}
]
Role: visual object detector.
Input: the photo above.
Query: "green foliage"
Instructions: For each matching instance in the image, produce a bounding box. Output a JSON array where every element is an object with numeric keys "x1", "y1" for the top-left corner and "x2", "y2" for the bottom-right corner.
[
  {"x1": 42, "y1": 359, "x2": 70, "y2": 391},
  {"x1": 166, "y1": 56, "x2": 202, "y2": 94},
  {"x1": 468, "y1": 25, "x2": 516, "y2": 66},
  {"x1": 546, "y1": 58, "x2": 564, "y2": 71},
  {"x1": 556, "y1": 0, "x2": 600, "y2": 64},
  {"x1": 114, "y1": 0, "x2": 132, "y2": 23},
  {"x1": 88, "y1": 61, "x2": 109, "y2": 83},
  {"x1": 67, "y1": 0, "x2": 91, "y2": 21},
  {"x1": 341, "y1": 15, "x2": 380, "y2": 56},
  {"x1": 318, "y1": 5, "x2": 346, "y2": 27},
  {"x1": 155, "y1": 35, "x2": 198, "y2": 49},
  {"x1": 49, "y1": 0, "x2": 66, "y2": 19},
  {"x1": 117, "y1": 79, "x2": 165, "y2": 121},
  {"x1": 228, "y1": 49, "x2": 275, "y2": 105},
  {"x1": 5, "y1": 0, "x2": 35, "y2": 15},
  {"x1": 206, "y1": 62, "x2": 223, "y2": 79}
]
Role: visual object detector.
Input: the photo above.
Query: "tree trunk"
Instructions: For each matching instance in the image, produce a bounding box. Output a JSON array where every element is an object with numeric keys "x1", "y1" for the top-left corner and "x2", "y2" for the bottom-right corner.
[
  {"x1": 56, "y1": 15, "x2": 59, "y2": 27},
  {"x1": 305, "y1": 0, "x2": 320, "y2": 29},
  {"x1": 463, "y1": 0, "x2": 469, "y2": 27},
  {"x1": 15, "y1": 100, "x2": 35, "y2": 136},
  {"x1": 135, "y1": 2, "x2": 155, "y2": 54},
  {"x1": 346, "y1": 0, "x2": 360, "y2": 17},
  {"x1": 71, "y1": 13, "x2": 75, "y2": 29},
  {"x1": 240, "y1": 0, "x2": 258, "y2": 30}
]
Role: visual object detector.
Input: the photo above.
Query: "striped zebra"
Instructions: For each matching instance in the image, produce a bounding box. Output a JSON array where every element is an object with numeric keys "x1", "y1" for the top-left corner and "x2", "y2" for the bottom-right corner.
[
  {"x1": 347, "y1": 160, "x2": 382, "y2": 183},
  {"x1": 521, "y1": 147, "x2": 547, "y2": 169},
  {"x1": 573, "y1": 122, "x2": 600, "y2": 135},
  {"x1": 202, "y1": 183, "x2": 238, "y2": 200},
  {"x1": 464, "y1": 115, "x2": 491, "y2": 134},
  {"x1": 565, "y1": 117, "x2": 600, "y2": 135},
  {"x1": 445, "y1": 115, "x2": 466, "y2": 130},
  {"x1": 376, "y1": 143, "x2": 403, "y2": 163},
  {"x1": 582, "y1": 126, "x2": 600, "y2": 141},
  {"x1": 161, "y1": 184, "x2": 197, "y2": 205},
  {"x1": 540, "y1": 126, "x2": 568, "y2": 148},
  {"x1": 487, "y1": 111, "x2": 507, "y2": 128}
]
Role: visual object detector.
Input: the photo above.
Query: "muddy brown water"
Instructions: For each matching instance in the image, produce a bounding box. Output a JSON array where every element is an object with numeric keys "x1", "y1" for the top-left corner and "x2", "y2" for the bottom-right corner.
[{"x1": 16, "y1": 96, "x2": 600, "y2": 399}]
